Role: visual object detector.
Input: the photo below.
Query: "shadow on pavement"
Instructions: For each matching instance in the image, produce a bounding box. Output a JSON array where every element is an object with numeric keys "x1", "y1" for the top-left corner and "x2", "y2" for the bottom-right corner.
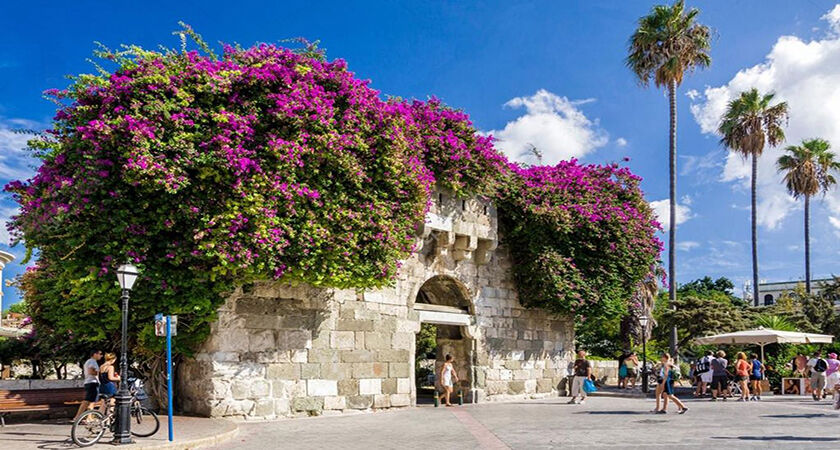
[
  {"x1": 574, "y1": 411, "x2": 649, "y2": 415},
  {"x1": 762, "y1": 413, "x2": 833, "y2": 419},
  {"x1": 712, "y1": 436, "x2": 840, "y2": 442}
]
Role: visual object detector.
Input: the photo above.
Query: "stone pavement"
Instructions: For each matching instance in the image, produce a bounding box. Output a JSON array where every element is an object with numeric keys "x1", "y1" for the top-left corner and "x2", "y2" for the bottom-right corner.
[
  {"x1": 0, "y1": 415, "x2": 237, "y2": 450},
  {"x1": 212, "y1": 395, "x2": 840, "y2": 449}
]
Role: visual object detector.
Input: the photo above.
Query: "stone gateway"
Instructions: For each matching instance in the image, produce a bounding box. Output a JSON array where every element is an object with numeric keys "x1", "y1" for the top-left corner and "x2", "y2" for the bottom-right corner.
[{"x1": 179, "y1": 193, "x2": 575, "y2": 418}]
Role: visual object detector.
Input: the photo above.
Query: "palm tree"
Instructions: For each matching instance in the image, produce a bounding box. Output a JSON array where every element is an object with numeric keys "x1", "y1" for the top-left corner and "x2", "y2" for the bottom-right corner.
[
  {"x1": 718, "y1": 88, "x2": 788, "y2": 306},
  {"x1": 627, "y1": 1, "x2": 711, "y2": 356},
  {"x1": 777, "y1": 138, "x2": 840, "y2": 293}
]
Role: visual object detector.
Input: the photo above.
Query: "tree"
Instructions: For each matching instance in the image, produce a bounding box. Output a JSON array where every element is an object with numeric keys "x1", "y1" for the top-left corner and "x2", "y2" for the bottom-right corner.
[
  {"x1": 718, "y1": 88, "x2": 788, "y2": 306},
  {"x1": 658, "y1": 295, "x2": 750, "y2": 350},
  {"x1": 753, "y1": 314, "x2": 797, "y2": 332},
  {"x1": 777, "y1": 139, "x2": 840, "y2": 293},
  {"x1": 627, "y1": 0, "x2": 711, "y2": 356}
]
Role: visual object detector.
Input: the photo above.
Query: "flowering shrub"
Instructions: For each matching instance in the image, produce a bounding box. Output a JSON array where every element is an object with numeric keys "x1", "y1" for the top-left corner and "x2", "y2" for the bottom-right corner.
[
  {"x1": 496, "y1": 161, "x2": 663, "y2": 318},
  {"x1": 6, "y1": 38, "x2": 660, "y2": 362}
]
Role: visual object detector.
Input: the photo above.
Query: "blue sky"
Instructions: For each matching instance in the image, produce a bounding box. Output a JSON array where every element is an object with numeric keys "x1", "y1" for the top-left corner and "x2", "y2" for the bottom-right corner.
[{"x1": 2, "y1": 1, "x2": 840, "y2": 308}]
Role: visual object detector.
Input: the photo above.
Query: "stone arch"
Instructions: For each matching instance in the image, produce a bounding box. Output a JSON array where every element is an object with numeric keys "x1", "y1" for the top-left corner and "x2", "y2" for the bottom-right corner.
[{"x1": 412, "y1": 275, "x2": 474, "y2": 314}]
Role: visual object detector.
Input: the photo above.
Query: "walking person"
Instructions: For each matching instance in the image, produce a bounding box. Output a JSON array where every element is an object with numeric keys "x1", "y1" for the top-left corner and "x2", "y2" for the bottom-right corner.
[
  {"x1": 653, "y1": 353, "x2": 688, "y2": 414},
  {"x1": 807, "y1": 351, "x2": 828, "y2": 401},
  {"x1": 74, "y1": 349, "x2": 102, "y2": 420},
  {"x1": 98, "y1": 352, "x2": 121, "y2": 409},
  {"x1": 734, "y1": 352, "x2": 751, "y2": 401},
  {"x1": 695, "y1": 351, "x2": 713, "y2": 398},
  {"x1": 824, "y1": 353, "x2": 840, "y2": 400},
  {"x1": 749, "y1": 353, "x2": 764, "y2": 401},
  {"x1": 710, "y1": 350, "x2": 729, "y2": 401},
  {"x1": 618, "y1": 353, "x2": 628, "y2": 389},
  {"x1": 568, "y1": 350, "x2": 591, "y2": 405},
  {"x1": 625, "y1": 352, "x2": 640, "y2": 389},
  {"x1": 439, "y1": 354, "x2": 459, "y2": 407}
]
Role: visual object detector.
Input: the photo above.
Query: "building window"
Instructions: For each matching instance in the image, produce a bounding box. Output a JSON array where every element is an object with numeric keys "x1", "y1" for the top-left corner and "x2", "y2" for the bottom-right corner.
[{"x1": 764, "y1": 294, "x2": 774, "y2": 306}]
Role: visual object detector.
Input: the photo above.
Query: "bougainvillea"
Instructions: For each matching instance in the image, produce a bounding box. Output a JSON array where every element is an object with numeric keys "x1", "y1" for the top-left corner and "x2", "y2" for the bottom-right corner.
[
  {"x1": 496, "y1": 161, "x2": 663, "y2": 318},
  {"x1": 5, "y1": 36, "x2": 660, "y2": 366}
]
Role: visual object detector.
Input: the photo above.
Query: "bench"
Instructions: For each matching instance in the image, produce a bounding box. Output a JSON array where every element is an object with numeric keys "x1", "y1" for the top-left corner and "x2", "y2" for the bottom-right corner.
[{"x1": 0, "y1": 388, "x2": 84, "y2": 426}]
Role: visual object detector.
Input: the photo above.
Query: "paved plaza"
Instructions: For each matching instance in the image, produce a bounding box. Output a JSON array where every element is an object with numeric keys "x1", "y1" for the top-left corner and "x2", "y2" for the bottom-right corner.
[{"x1": 213, "y1": 395, "x2": 840, "y2": 450}]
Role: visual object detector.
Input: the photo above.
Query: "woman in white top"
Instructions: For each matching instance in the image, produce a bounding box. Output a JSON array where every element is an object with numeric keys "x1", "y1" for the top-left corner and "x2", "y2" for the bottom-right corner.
[{"x1": 439, "y1": 354, "x2": 459, "y2": 407}]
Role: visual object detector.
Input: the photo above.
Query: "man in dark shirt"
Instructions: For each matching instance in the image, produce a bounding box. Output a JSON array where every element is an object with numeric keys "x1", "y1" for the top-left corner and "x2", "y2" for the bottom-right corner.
[{"x1": 568, "y1": 350, "x2": 592, "y2": 404}]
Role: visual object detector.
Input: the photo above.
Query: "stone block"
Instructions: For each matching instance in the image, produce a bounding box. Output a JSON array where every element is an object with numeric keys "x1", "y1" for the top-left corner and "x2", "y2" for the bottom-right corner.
[
  {"x1": 524, "y1": 379, "x2": 537, "y2": 393},
  {"x1": 342, "y1": 350, "x2": 375, "y2": 363},
  {"x1": 291, "y1": 350, "x2": 308, "y2": 363},
  {"x1": 293, "y1": 396, "x2": 324, "y2": 412},
  {"x1": 346, "y1": 395, "x2": 373, "y2": 410},
  {"x1": 537, "y1": 378, "x2": 554, "y2": 393},
  {"x1": 274, "y1": 398, "x2": 291, "y2": 416},
  {"x1": 251, "y1": 379, "x2": 271, "y2": 397},
  {"x1": 509, "y1": 380, "x2": 526, "y2": 394},
  {"x1": 338, "y1": 379, "x2": 359, "y2": 396},
  {"x1": 337, "y1": 319, "x2": 375, "y2": 332},
  {"x1": 331, "y1": 331, "x2": 355, "y2": 350},
  {"x1": 244, "y1": 315, "x2": 279, "y2": 329},
  {"x1": 231, "y1": 380, "x2": 250, "y2": 400},
  {"x1": 504, "y1": 360, "x2": 522, "y2": 370},
  {"x1": 364, "y1": 332, "x2": 390, "y2": 350},
  {"x1": 382, "y1": 378, "x2": 397, "y2": 395},
  {"x1": 389, "y1": 363, "x2": 410, "y2": 378},
  {"x1": 513, "y1": 369, "x2": 530, "y2": 380},
  {"x1": 373, "y1": 394, "x2": 390, "y2": 408},
  {"x1": 390, "y1": 393, "x2": 411, "y2": 407},
  {"x1": 355, "y1": 332, "x2": 366, "y2": 350},
  {"x1": 307, "y1": 379, "x2": 338, "y2": 396},
  {"x1": 323, "y1": 396, "x2": 346, "y2": 410},
  {"x1": 284, "y1": 330, "x2": 313, "y2": 349},
  {"x1": 376, "y1": 349, "x2": 410, "y2": 363},
  {"x1": 249, "y1": 330, "x2": 276, "y2": 353},
  {"x1": 359, "y1": 378, "x2": 382, "y2": 395},
  {"x1": 301, "y1": 363, "x2": 321, "y2": 379},
  {"x1": 392, "y1": 332, "x2": 414, "y2": 350},
  {"x1": 397, "y1": 378, "x2": 411, "y2": 394},
  {"x1": 499, "y1": 369, "x2": 513, "y2": 381},
  {"x1": 267, "y1": 363, "x2": 300, "y2": 380},
  {"x1": 309, "y1": 349, "x2": 340, "y2": 363},
  {"x1": 320, "y1": 362, "x2": 352, "y2": 379},
  {"x1": 256, "y1": 351, "x2": 290, "y2": 364},
  {"x1": 254, "y1": 398, "x2": 274, "y2": 417},
  {"x1": 272, "y1": 380, "x2": 306, "y2": 398}
]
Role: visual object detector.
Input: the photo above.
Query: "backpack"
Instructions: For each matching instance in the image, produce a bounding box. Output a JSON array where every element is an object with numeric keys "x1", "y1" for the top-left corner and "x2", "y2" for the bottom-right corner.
[
  {"x1": 670, "y1": 363, "x2": 682, "y2": 381},
  {"x1": 815, "y1": 358, "x2": 828, "y2": 373},
  {"x1": 696, "y1": 357, "x2": 710, "y2": 374}
]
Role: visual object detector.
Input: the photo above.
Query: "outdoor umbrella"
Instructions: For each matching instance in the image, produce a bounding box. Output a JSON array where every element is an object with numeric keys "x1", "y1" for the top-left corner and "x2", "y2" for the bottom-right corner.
[
  {"x1": 694, "y1": 326, "x2": 834, "y2": 361},
  {"x1": 0, "y1": 326, "x2": 27, "y2": 338}
]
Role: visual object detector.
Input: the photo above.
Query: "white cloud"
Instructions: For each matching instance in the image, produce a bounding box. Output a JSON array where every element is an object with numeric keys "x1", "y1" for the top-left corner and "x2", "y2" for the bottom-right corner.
[
  {"x1": 615, "y1": 137, "x2": 628, "y2": 147},
  {"x1": 690, "y1": 6, "x2": 840, "y2": 229},
  {"x1": 649, "y1": 198, "x2": 694, "y2": 229},
  {"x1": 830, "y1": 216, "x2": 840, "y2": 229},
  {"x1": 0, "y1": 205, "x2": 19, "y2": 246},
  {"x1": 685, "y1": 89, "x2": 700, "y2": 101},
  {"x1": 488, "y1": 89, "x2": 609, "y2": 165},
  {"x1": 677, "y1": 241, "x2": 700, "y2": 252},
  {"x1": 0, "y1": 125, "x2": 36, "y2": 181}
]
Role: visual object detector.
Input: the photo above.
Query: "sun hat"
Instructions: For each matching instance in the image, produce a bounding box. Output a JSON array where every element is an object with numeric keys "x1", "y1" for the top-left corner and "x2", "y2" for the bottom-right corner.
[{"x1": 829, "y1": 353, "x2": 837, "y2": 359}]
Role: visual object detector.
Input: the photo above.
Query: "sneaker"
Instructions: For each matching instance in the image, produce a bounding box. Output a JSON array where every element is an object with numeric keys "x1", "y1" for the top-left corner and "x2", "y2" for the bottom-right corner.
[
  {"x1": 579, "y1": 399, "x2": 586, "y2": 405},
  {"x1": 567, "y1": 399, "x2": 576, "y2": 404},
  {"x1": 678, "y1": 407, "x2": 688, "y2": 414},
  {"x1": 737, "y1": 398, "x2": 745, "y2": 402},
  {"x1": 757, "y1": 396, "x2": 761, "y2": 401},
  {"x1": 656, "y1": 409, "x2": 667, "y2": 414}
]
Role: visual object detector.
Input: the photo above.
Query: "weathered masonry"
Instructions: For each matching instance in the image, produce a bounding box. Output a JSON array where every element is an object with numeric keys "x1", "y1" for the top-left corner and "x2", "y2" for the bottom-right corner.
[{"x1": 179, "y1": 193, "x2": 575, "y2": 418}]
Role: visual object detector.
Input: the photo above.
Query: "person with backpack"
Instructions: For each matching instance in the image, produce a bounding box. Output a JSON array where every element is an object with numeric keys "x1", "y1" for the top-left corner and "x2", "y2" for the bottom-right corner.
[
  {"x1": 749, "y1": 353, "x2": 764, "y2": 401},
  {"x1": 652, "y1": 353, "x2": 688, "y2": 414},
  {"x1": 694, "y1": 351, "x2": 713, "y2": 398},
  {"x1": 807, "y1": 351, "x2": 828, "y2": 401}
]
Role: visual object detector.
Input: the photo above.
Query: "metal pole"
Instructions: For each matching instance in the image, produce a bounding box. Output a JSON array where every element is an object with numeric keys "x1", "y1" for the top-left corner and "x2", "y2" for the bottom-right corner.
[
  {"x1": 114, "y1": 289, "x2": 133, "y2": 444},
  {"x1": 166, "y1": 316, "x2": 174, "y2": 442},
  {"x1": 642, "y1": 323, "x2": 649, "y2": 394}
]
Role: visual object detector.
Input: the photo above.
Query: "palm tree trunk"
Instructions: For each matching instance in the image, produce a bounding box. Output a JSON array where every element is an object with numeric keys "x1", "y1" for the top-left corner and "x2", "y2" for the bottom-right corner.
[
  {"x1": 805, "y1": 194, "x2": 811, "y2": 294},
  {"x1": 668, "y1": 79, "x2": 678, "y2": 358},
  {"x1": 751, "y1": 153, "x2": 760, "y2": 306}
]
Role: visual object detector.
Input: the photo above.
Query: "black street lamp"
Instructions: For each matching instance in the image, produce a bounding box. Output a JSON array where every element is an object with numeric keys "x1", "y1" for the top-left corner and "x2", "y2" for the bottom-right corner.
[
  {"x1": 639, "y1": 314, "x2": 650, "y2": 394},
  {"x1": 114, "y1": 263, "x2": 139, "y2": 444}
]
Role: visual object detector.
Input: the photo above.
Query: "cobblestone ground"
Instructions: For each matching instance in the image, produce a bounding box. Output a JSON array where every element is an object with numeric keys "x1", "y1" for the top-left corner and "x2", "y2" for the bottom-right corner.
[{"x1": 211, "y1": 395, "x2": 840, "y2": 449}]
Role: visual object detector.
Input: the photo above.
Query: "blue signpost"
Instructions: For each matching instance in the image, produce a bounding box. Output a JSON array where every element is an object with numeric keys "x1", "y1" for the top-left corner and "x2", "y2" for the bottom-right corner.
[{"x1": 165, "y1": 316, "x2": 174, "y2": 442}]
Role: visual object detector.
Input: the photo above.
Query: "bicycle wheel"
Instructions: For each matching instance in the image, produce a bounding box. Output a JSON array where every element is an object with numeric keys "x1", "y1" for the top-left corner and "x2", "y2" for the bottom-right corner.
[
  {"x1": 130, "y1": 407, "x2": 160, "y2": 437},
  {"x1": 72, "y1": 410, "x2": 107, "y2": 447}
]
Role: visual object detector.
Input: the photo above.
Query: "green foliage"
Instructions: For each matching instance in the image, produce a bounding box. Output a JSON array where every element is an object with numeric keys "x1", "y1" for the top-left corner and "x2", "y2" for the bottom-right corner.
[
  {"x1": 658, "y1": 294, "x2": 751, "y2": 350},
  {"x1": 753, "y1": 314, "x2": 797, "y2": 332},
  {"x1": 415, "y1": 323, "x2": 437, "y2": 362}
]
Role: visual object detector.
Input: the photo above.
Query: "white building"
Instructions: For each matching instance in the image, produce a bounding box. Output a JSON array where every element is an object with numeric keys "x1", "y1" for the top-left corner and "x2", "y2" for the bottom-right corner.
[{"x1": 754, "y1": 278, "x2": 835, "y2": 307}]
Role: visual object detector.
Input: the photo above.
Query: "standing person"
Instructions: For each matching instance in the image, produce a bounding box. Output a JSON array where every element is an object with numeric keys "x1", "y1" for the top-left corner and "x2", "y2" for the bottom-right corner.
[
  {"x1": 74, "y1": 349, "x2": 102, "y2": 420},
  {"x1": 749, "y1": 353, "x2": 764, "y2": 401},
  {"x1": 807, "y1": 351, "x2": 828, "y2": 401},
  {"x1": 824, "y1": 353, "x2": 840, "y2": 398},
  {"x1": 618, "y1": 353, "x2": 628, "y2": 388},
  {"x1": 695, "y1": 351, "x2": 714, "y2": 398},
  {"x1": 439, "y1": 354, "x2": 459, "y2": 407},
  {"x1": 625, "y1": 352, "x2": 640, "y2": 389},
  {"x1": 98, "y1": 353, "x2": 121, "y2": 409},
  {"x1": 710, "y1": 350, "x2": 729, "y2": 401},
  {"x1": 653, "y1": 353, "x2": 688, "y2": 414},
  {"x1": 568, "y1": 350, "x2": 591, "y2": 405},
  {"x1": 734, "y1": 352, "x2": 751, "y2": 401},
  {"x1": 793, "y1": 353, "x2": 808, "y2": 377}
]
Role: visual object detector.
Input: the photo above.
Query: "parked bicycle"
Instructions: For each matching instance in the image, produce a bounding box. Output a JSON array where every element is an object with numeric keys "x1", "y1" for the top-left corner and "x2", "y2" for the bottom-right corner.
[{"x1": 71, "y1": 378, "x2": 160, "y2": 447}]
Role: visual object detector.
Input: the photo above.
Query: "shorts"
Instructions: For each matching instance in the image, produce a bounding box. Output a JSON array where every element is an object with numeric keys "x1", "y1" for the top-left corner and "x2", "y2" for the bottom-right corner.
[
  {"x1": 84, "y1": 383, "x2": 100, "y2": 402},
  {"x1": 700, "y1": 371, "x2": 713, "y2": 383},
  {"x1": 749, "y1": 375, "x2": 761, "y2": 381},
  {"x1": 711, "y1": 376, "x2": 727, "y2": 391},
  {"x1": 626, "y1": 368, "x2": 637, "y2": 378},
  {"x1": 737, "y1": 375, "x2": 749, "y2": 382},
  {"x1": 811, "y1": 373, "x2": 827, "y2": 390},
  {"x1": 99, "y1": 381, "x2": 117, "y2": 397}
]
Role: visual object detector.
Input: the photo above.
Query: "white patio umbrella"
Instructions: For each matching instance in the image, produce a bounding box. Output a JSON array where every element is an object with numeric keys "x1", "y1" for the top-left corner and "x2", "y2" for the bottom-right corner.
[
  {"x1": 0, "y1": 325, "x2": 27, "y2": 338},
  {"x1": 694, "y1": 326, "x2": 834, "y2": 362}
]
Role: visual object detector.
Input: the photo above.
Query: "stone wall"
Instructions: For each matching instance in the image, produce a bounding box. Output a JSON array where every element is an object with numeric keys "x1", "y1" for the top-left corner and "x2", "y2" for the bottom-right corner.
[{"x1": 179, "y1": 192, "x2": 576, "y2": 419}]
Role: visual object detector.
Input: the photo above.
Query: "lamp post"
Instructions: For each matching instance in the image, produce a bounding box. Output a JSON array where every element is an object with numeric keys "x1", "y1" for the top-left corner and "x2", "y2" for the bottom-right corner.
[
  {"x1": 114, "y1": 263, "x2": 139, "y2": 444},
  {"x1": 639, "y1": 314, "x2": 649, "y2": 394}
]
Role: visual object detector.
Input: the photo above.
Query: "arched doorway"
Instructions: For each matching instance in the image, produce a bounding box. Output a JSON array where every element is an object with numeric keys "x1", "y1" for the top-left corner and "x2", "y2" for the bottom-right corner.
[{"x1": 413, "y1": 276, "x2": 475, "y2": 405}]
